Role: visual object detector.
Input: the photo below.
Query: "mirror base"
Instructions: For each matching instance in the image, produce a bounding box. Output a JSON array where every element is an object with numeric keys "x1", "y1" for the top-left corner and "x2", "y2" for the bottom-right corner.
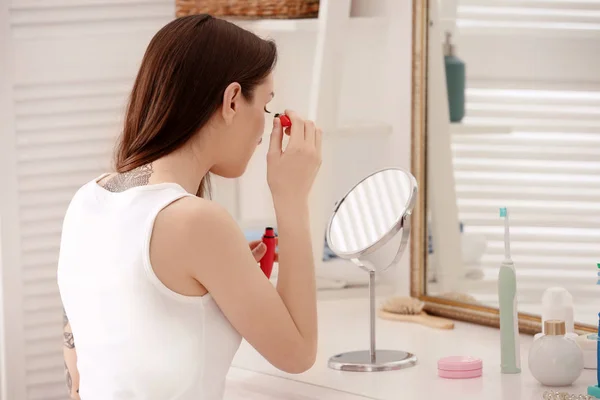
[{"x1": 328, "y1": 350, "x2": 417, "y2": 372}]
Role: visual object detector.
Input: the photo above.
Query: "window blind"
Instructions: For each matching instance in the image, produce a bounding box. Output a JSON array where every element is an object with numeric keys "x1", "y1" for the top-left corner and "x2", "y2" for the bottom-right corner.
[
  {"x1": 6, "y1": 1, "x2": 176, "y2": 398},
  {"x1": 451, "y1": 0, "x2": 600, "y2": 306},
  {"x1": 458, "y1": 0, "x2": 600, "y2": 34}
]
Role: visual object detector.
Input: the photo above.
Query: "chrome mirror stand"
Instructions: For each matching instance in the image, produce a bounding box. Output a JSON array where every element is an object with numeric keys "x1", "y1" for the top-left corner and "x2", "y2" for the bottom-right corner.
[{"x1": 327, "y1": 246, "x2": 417, "y2": 372}]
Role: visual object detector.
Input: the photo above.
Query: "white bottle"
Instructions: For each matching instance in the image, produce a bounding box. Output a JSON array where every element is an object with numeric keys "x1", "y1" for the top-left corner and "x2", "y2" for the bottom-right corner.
[
  {"x1": 533, "y1": 287, "x2": 578, "y2": 341},
  {"x1": 574, "y1": 333, "x2": 598, "y2": 369},
  {"x1": 529, "y1": 320, "x2": 584, "y2": 386}
]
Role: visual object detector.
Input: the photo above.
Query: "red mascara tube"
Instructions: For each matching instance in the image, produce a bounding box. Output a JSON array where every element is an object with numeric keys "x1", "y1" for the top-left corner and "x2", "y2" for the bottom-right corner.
[
  {"x1": 260, "y1": 227, "x2": 276, "y2": 278},
  {"x1": 274, "y1": 113, "x2": 292, "y2": 128}
]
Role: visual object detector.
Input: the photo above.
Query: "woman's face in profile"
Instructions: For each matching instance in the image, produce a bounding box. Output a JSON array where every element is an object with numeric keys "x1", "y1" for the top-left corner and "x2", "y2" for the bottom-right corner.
[
  {"x1": 212, "y1": 73, "x2": 275, "y2": 178},
  {"x1": 247, "y1": 73, "x2": 275, "y2": 148}
]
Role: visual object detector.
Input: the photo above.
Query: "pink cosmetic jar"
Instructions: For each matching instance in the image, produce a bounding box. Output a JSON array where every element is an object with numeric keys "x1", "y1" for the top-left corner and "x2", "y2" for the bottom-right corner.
[{"x1": 437, "y1": 356, "x2": 483, "y2": 379}]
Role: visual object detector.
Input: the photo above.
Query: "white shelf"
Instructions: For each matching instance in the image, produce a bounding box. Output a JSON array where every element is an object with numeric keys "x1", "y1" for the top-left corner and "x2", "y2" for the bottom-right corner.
[
  {"x1": 231, "y1": 16, "x2": 386, "y2": 34},
  {"x1": 450, "y1": 122, "x2": 512, "y2": 134},
  {"x1": 231, "y1": 18, "x2": 318, "y2": 33}
]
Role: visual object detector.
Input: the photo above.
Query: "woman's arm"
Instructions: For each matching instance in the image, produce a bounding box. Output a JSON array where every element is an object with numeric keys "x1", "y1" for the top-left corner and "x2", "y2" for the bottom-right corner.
[
  {"x1": 63, "y1": 310, "x2": 80, "y2": 399},
  {"x1": 152, "y1": 199, "x2": 317, "y2": 374},
  {"x1": 152, "y1": 111, "x2": 321, "y2": 374}
]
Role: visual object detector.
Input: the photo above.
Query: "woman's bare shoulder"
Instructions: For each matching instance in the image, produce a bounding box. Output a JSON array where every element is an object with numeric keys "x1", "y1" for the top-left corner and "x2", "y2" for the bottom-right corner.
[
  {"x1": 150, "y1": 196, "x2": 241, "y2": 294},
  {"x1": 156, "y1": 196, "x2": 235, "y2": 237}
]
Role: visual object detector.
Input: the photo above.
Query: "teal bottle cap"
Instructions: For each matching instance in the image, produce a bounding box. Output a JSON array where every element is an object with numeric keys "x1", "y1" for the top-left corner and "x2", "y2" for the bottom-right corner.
[{"x1": 588, "y1": 385, "x2": 600, "y2": 398}]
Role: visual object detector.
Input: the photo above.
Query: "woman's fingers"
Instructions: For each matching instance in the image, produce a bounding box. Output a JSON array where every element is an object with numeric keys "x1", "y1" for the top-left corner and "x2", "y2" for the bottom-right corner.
[
  {"x1": 284, "y1": 109, "x2": 305, "y2": 147},
  {"x1": 248, "y1": 239, "x2": 262, "y2": 249},
  {"x1": 268, "y1": 117, "x2": 283, "y2": 155},
  {"x1": 282, "y1": 110, "x2": 318, "y2": 153},
  {"x1": 251, "y1": 242, "x2": 267, "y2": 262},
  {"x1": 249, "y1": 237, "x2": 279, "y2": 262},
  {"x1": 249, "y1": 237, "x2": 278, "y2": 248}
]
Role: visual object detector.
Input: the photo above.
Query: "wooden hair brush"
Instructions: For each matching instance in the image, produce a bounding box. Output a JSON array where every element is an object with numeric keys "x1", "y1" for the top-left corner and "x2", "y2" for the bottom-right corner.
[{"x1": 378, "y1": 296, "x2": 455, "y2": 330}]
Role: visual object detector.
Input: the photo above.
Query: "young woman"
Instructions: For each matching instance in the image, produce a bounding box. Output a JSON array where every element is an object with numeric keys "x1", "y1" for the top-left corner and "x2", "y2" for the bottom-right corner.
[{"x1": 57, "y1": 14, "x2": 321, "y2": 400}]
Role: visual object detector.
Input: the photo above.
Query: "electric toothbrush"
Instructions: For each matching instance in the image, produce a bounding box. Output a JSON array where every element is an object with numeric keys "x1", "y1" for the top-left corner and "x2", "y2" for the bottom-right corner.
[{"x1": 498, "y1": 207, "x2": 521, "y2": 374}]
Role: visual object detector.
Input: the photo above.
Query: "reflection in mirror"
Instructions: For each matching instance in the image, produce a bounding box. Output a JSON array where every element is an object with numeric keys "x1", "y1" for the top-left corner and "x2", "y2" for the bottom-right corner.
[
  {"x1": 326, "y1": 168, "x2": 418, "y2": 372},
  {"x1": 328, "y1": 169, "x2": 415, "y2": 260},
  {"x1": 423, "y1": 0, "x2": 600, "y2": 330}
]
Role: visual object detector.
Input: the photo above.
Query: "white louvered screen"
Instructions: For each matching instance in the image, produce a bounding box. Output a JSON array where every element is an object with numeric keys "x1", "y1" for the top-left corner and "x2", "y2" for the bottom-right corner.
[
  {"x1": 451, "y1": 0, "x2": 600, "y2": 307},
  {"x1": 458, "y1": 0, "x2": 600, "y2": 33},
  {"x1": 3, "y1": 1, "x2": 177, "y2": 398},
  {"x1": 453, "y1": 87, "x2": 600, "y2": 302},
  {"x1": 17, "y1": 80, "x2": 126, "y2": 400}
]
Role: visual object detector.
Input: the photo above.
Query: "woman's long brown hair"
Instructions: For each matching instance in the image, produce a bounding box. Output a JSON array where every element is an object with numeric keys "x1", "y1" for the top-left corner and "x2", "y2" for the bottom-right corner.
[{"x1": 114, "y1": 15, "x2": 277, "y2": 197}]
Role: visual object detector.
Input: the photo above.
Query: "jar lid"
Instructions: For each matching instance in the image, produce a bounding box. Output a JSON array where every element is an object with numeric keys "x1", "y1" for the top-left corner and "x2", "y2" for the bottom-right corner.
[
  {"x1": 438, "y1": 356, "x2": 483, "y2": 371},
  {"x1": 575, "y1": 334, "x2": 599, "y2": 351}
]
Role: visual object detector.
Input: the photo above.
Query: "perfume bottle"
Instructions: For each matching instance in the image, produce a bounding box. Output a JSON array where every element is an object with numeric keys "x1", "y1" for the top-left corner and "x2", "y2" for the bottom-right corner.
[
  {"x1": 444, "y1": 32, "x2": 465, "y2": 123},
  {"x1": 529, "y1": 320, "x2": 584, "y2": 386},
  {"x1": 533, "y1": 287, "x2": 579, "y2": 341}
]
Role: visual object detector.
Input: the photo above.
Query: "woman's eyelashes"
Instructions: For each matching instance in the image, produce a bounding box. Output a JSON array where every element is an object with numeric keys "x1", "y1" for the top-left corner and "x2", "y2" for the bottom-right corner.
[{"x1": 264, "y1": 106, "x2": 271, "y2": 114}]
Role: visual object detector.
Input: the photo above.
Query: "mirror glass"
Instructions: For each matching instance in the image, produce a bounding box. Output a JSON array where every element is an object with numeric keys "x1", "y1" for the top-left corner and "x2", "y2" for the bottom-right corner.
[
  {"x1": 328, "y1": 168, "x2": 416, "y2": 259},
  {"x1": 423, "y1": 1, "x2": 600, "y2": 327}
]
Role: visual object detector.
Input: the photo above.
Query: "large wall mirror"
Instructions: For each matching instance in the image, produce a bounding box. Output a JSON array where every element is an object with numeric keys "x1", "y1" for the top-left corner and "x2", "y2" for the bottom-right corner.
[{"x1": 410, "y1": 0, "x2": 600, "y2": 334}]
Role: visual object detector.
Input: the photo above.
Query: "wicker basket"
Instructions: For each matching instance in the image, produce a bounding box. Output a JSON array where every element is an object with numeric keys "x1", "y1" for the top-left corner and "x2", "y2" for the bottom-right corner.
[{"x1": 176, "y1": 0, "x2": 319, "y2": 19}]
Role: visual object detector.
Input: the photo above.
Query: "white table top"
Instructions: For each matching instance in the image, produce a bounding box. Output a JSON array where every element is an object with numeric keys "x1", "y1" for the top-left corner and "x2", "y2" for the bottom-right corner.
[
  {"x1": 225, "y1": 368, "x2": 372, "y2": 400},
  {"x1": 229, "y1": 295, "x2": 597, "y2": 400}
]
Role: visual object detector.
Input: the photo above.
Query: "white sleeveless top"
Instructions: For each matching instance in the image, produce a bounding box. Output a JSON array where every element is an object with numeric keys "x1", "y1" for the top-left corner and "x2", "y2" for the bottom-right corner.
[{"x1": 57, "y1": 176, "x2": 242, "y2": 400}]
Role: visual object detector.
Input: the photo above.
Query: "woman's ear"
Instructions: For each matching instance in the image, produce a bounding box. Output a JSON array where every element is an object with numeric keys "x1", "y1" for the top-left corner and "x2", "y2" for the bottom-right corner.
[{"x1": 221, "y1": 82, "x2": 242, "y2": 125}]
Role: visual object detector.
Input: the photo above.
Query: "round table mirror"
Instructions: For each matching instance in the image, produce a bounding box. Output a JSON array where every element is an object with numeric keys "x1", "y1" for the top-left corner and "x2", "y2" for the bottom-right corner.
[{"x1": 326, "y1": 167, "x2": 418, "y2": 372}]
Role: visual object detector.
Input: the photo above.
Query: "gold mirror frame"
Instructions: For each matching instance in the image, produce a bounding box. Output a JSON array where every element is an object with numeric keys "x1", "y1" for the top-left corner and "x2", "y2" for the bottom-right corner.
[{"x1": 408, "y1": 0, "x2": 595, "y2": 335}]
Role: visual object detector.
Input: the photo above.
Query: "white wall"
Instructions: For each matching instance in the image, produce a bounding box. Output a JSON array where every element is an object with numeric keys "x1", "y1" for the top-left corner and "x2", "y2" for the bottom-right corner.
[
  {"x1": 237, "y1": 7, "x2": 414, "y2": 225},
  {"x1": 0, "y1": 0, "x2": 415, "y2": 398},
  {"x1": 232, "y1": 1, "x2": 414, "y2": 291}
]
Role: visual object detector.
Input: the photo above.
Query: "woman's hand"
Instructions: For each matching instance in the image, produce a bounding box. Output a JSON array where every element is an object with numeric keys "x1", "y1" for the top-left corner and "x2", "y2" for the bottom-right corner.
[
  {"x1": 249, "y1": 239, "x2": 278, "y2": 263},
  {"x1": 267, "y1": 110, "x2": 322, "y2": 206}
]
